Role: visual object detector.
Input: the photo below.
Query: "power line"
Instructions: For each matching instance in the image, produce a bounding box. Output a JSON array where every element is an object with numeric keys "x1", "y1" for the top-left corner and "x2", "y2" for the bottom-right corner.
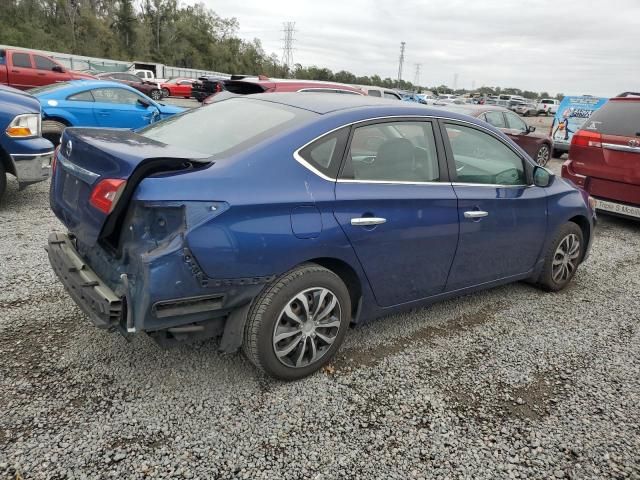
[
  {"x1": 414, "y1": 63, "x2": 421, "y2": 87},
  {"x1": 281, "y1": 22, "x2": 296, "y2": 76},
  {"x1": 397, "y1": 41, "x2": 406, "y2": 87}
]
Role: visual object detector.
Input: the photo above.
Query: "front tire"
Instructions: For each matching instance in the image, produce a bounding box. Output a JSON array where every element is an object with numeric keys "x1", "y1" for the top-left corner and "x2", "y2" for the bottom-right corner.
[
  {"x1": 161, "y1": 88, "x2": 170, "y2": 98},
  {"x1": 536, "y1": 144, "x2": 551, "y2": 166},
  {"x1": 41, "y1": 120, "x2": 67, "y2": 146},
  {"x1": 243, "y1": 264, "x2": 351, "y2": 380},
  {"x1": 0, "y1": 161, "x2": 6, "y2": 201},
  {"x1": 537, "y1": 223, "x2": 584, "y2": 292}
]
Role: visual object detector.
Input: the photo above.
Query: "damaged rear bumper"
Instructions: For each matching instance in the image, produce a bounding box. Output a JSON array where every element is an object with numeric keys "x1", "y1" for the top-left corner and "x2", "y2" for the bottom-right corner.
[{"x1": 46, "y1": 232, "x2": 123, "y2": 329}]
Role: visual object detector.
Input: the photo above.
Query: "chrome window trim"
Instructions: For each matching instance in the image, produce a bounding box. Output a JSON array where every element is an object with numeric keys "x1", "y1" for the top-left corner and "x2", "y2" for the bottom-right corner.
[
  {"x1": 451, "y1": 182, "x2": 529, "y2": 188},
  {"x1": 292, "y1": 114, "x2": 531, "y2": 185},
  {"x1": 297, "y1": 87, "x2": 364, "y2": 96},
  {"x1": 602, "y1": 143, "x2": 640, "y2": 153}
]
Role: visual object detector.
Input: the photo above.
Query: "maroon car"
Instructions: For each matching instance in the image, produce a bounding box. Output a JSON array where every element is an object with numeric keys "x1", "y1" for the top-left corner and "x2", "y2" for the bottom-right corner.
[
  {"x1": 200, "y1": 76, "x2": 365, "y2": 104},
  {"x1": 438, "y1": 105, "x2": 553, "y2": 166},
  {"x1": 96, "y1": 72, "x2": 163, "y2": 101},
  {"x1": 562, "y1": 94, "x2": 640, "y2": 219}
]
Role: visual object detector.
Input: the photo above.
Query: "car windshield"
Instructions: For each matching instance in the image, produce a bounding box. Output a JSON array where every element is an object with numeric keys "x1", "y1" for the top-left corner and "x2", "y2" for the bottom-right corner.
[
  {"x1": 139, "y1": 97, "x2": 316, "y2": 156},
  {"x1": 28, "y1": 82, "x2": 72, "y2": 95}
]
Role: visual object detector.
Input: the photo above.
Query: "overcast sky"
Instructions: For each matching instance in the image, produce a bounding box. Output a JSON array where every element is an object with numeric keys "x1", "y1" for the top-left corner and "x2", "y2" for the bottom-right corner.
[{"x1": 193, "y1": 0, "x2": 639, "y2": 97}]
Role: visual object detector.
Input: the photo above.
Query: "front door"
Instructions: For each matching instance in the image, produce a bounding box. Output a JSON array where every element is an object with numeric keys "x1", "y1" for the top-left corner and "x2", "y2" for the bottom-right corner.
[
  {"x1": 440, "y1": 121, "x2": 547, "y2": 291},
  {"x1": 90, "y1": 87, "x2": 156, "y2": 129},
  {"x1": 333, "y1": 119, "x2": 459, "y2": 307}
]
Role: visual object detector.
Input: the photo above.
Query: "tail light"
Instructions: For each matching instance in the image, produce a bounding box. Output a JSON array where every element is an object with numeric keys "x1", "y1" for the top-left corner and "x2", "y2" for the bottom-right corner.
[
  {"x1": 571, "y1": 130, "x2": 602, "y2": 148},
  {"x1": 52, "y1": 145, "x2": 60, "y2": 176},
  {"x1": 90, "y1": 179, "x2": 127, "y2": 214}
]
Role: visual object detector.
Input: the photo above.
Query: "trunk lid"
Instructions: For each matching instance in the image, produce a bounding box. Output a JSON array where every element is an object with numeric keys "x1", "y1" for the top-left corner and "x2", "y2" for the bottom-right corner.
[{"x1": 50, "y1": 128, "x2": 210, "y2": 247}]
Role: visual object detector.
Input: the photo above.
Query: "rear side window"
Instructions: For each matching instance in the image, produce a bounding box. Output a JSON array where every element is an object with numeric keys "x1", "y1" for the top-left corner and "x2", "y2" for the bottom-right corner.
[
  {"x1": 12, "y1": 53, "x2": 32, "y2": 68},
  {"x1": 342, "y1": 121, "x2": 440, "y2": 182},
  {"x1": 140, "y1": 98, "x2": 315, "y2": 157},
  {"x1": 368, "y1": 90, "x2": 381, "y2": 97},
  {"x1": 68, "y1": 90, "x2": 94, "y2": 102},
  {"x1": 584, "y1": 101, "x2": 640, "y2": 137},
  {"x1": 484, "y1": 111, "x2": 506, "y2": 128},
  {"x1": 297, "y1": 128, "x2": 350, "y2": 178},
  {"x1": 384, "y1": 92, "x2": 400, "y2": 100}
]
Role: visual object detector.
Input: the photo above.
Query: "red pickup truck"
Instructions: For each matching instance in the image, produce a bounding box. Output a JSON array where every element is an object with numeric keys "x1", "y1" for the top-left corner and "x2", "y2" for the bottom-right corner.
[{"x1": 0, "y1": 48, "x2": 95, "y2": 90}]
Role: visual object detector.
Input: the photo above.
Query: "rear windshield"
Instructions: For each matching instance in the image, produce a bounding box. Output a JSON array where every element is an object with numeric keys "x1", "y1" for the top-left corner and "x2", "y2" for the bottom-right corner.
[
  {"x1": 223, "y1": 81, "x2": 266, "y2": 95},
  {"x1": 139, "y1": 97, "x2": 315, "y2": 156},
  {"x1": 584, "y1": 100, "x2": 640, "y2": 137}
]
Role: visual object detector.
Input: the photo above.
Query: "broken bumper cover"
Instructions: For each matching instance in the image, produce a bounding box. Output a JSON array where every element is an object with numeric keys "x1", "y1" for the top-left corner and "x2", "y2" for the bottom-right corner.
[
  {"x1": 46, "y1": 232, "x2": 123, "y2": 329},
  {"x1": 12, "y1": 151, "x2": 53, "y2": 187}
]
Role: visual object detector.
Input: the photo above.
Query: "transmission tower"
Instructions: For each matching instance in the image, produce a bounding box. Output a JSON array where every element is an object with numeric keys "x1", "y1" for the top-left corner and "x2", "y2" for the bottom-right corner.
[
  {"x1": 414, "y1": 63, "x2": 421, "y2": 87},
  {"x1": 397, "y1": 42, "x2": 406, "y2": 86},
  {"x1": 453, "y1": 73, "x2": 459, "y2": 91},
  {"x1": 281, "y1": 22, "x2": 296, "y2": 76}
]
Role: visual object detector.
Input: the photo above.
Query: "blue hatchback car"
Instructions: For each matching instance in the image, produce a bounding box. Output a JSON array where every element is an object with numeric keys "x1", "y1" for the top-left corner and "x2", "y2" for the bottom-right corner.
[
  {"x1": 31, "y1": 80, "x2": 183, "y2": 144},
  {"x1": 47, "y1": 93, "x2": 596, "y2": 379}
]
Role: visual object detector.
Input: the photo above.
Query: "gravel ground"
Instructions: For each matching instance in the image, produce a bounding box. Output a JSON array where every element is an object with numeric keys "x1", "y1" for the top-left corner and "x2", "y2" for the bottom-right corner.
[{"x1": 1, "y1": 158, "x2": 639, "y2": 479}]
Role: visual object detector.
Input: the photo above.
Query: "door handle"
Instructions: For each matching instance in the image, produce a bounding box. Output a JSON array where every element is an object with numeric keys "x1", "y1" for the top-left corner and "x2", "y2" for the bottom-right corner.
[
  {"x1": 464, "y1": 211, "x2": 488, "y2": 219},
  {"x1": 351, "y1": 217, "x2": 386, "y2": 226}
]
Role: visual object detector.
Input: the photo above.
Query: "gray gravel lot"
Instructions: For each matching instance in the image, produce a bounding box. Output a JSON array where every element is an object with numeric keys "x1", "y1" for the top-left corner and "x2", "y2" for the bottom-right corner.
[{"x1": 1, "y1": 158, "x2": 639, "y2": 479}]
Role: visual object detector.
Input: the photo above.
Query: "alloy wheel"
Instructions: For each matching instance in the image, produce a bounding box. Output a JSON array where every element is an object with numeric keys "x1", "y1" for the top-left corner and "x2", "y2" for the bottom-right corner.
[
  {"x1": 272, "y1": 287, "x2": 342, "y2": 368},
  {"x1": 552, "y1": 234, "x2": 581, "y2": 283},
  {"x1": 537, "y1": 144, "x2": 550, "y2": 166}
]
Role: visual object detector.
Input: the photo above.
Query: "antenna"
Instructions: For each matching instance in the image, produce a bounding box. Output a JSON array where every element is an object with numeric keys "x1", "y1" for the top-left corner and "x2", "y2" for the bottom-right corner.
[
  {"x1": 281, "y1": 22, "x2": 296, "y2": 76},
  {"x1": 397, "y1": 42, "x2": 406, "y2": 87}
]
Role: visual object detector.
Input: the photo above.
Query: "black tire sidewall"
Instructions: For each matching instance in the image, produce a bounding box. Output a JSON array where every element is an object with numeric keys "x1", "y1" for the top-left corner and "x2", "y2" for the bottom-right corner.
[
  {"x1": 540, "y1": 223, "x2": 584, "y2": 291},
  {"x1": 252, "y1": 268, "x2": 351, "y2": 380},
  {"x1": 0, "y1": 161, "x2": 6, "y2": 200},
  {"x1": 161, "y1": 88, "x2": 170, "y2": 97}
]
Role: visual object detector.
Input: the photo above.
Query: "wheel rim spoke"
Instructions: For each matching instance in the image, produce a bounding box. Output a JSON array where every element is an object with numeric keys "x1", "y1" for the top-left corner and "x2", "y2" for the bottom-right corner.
[
  {"x1": 275, "y1": 334, "x2": 303, "y2": 358},
  {"x1": 315, "y1": 331, "x2": 335, "y2": 345},
  {"x1": 295, "y1": 337, "x2": 308, "y2": 367},
  {"x1": 283, "y1": 304, "x2": 305, "y2": 325},
  {"x1": 315, "y1": 295, "x2": 337, "y2": 322},
  {"x1": 274, "y1": 328, "x2": 302, "y2": 344}
]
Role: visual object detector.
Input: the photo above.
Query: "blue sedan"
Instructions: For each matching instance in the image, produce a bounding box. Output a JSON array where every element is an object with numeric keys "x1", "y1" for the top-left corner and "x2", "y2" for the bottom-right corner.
[
  {"x1": 31, "y1": 80, "x2": 183, "y2": 144},
  {"x1": 46, "y1": 93, "x2": 596, "y2": 379}
]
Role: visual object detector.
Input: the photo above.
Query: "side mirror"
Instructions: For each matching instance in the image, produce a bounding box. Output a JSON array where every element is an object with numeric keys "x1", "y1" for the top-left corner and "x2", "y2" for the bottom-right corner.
[
  {"x1": 533, "y1": 165, "x2": 554, "y2": 187},
  {"x1": 137, "y1": 98, "x2": 151, "y2": 108},
  {"x1": 527, "y1": 125, "x2": 536, "y2": 133},
  {"x1": 52, "y1": 65, "x2": 65, "y2": 73}
]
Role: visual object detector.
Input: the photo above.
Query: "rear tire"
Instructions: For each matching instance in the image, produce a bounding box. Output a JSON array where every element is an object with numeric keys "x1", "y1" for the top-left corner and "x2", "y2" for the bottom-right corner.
[
  {"x1": 537, "y1": 223, "x2": 584, "y2": 292},
  {"x1": 150, "y1": 89, "x2": 162, "y2": 101},
  {"x1": 552, "y1": 148, "x2": 564, "y2": 159},
  {"x1": 243, "y1": 264, "x2": 351, "y2": 380},
  {"x1": 42, "y1": 120, "x2": 67, "y2": 146},
  {"x1": 161, "y1": 88, "x2": 170, "y2": 98},
  {"x1": 0, "y1": 162, "x2": 6, "y2": 201}
]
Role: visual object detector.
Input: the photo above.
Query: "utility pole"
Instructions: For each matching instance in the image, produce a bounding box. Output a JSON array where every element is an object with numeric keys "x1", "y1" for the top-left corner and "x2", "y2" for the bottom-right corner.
[
  {"x1": 397, "y1": 42, "x2": 406, "y2": 87},
  {"x1": 413, "y1": 63, "x2": 421, "y2": 88},
  {"x1": 281, "y1": 22, "x2": 296, "y2": 77},
  {"x1": 453, "y1": 73, "x2": 459, "y2": 92}
]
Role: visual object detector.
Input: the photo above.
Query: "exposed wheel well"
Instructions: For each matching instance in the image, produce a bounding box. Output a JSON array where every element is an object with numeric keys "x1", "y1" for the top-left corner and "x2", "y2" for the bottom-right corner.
[
  {"x1": 0, "y1": 144, "x2": 16, "y2": 176},
  {"x1": 307, "y1": 258, "x2": 362, "y2": 318},
  {"x1": 43, "y1": 116, "x2": 71, "y2": 126},
  {"x1": 568, "y1": 215, "x2": 591, "y2": 261}
]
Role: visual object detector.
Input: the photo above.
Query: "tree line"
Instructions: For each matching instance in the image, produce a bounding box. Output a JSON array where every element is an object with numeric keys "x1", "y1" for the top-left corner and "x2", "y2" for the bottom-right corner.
[{"x1": 1, "y1": 0, "x2": 560, "y2": 98}]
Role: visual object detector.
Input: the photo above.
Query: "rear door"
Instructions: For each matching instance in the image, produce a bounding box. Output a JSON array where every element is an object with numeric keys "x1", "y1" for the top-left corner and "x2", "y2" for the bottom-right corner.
[
  {"x1": 332, "y1": 119, "x2": 459, "y2": 306},
  {"x1": 90, "y1": 87, "x2": 156, "y2": 129},
  {"x1": 8, "y1": 51, "x2": 36, "y2": 89},
  {"x1": 503, "y1": 111, "x2": 539, "y2": 157},
  {"x1": 440, "y1": 121, "x2": 547, "y2": 290},
  {"x1": 33, "y1": 55, "x2": 67, "y2": 86}
]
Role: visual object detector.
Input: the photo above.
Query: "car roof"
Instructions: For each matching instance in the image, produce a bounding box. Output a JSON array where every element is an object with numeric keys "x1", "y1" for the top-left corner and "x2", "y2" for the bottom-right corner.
[
  {"x1": 33, "y1": 80, "x2": 140, "y2": 96},
  {"x1": 235, "y1": 92, "x2": 500, "y2": 127},
  {"x1": 434, "y1": 104, "x2": 510, "y2": 117}
]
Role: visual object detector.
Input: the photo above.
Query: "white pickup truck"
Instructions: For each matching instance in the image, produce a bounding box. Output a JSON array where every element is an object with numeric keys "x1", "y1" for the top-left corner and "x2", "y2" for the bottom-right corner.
[
  {"x1": 133, "y1": 69, "x2": 166, "y2": 88},
  {"x1": 537, "y1": 98, "x2": 559, "y2": 116}
]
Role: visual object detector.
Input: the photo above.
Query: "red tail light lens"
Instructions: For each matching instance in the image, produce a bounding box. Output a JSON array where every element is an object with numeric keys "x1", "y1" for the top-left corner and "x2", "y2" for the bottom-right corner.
[
  {"x1": 52, "y1": 145, "x2": 60, "y2": 176},
  {"x1": 89, "y1": 179, "x2": 126, "y2": 214},
  {"x1": 571, "y1": 130, "x2": 602, "y2": 148}
]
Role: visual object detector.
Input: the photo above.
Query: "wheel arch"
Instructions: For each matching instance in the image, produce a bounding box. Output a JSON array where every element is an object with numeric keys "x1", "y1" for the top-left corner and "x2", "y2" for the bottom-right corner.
[
  {"x1": 42, "y1": 115, "x2": 72, "y2": 126},
  {"x1": 0, "y1": 144, "x2": 17, "y2": 176},
  {"x1": 306, "y1": 257, "x2": 363, "y2": 320},
  {"x1": 567, "y1": 214, "x2": 591, "y2": 261}
]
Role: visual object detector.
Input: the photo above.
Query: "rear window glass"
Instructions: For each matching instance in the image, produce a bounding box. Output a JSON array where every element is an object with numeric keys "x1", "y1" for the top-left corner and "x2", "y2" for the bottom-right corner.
[
  {"x1": 298, "y1": 127, "x2": 350, "y2": 178},
  {"x1": 139, "y1": 98, "x2": 315, "y2": 156},
  {"x1": 584, "y1": 101, "x2": 640, "y2": 137},
  {"x1": 13, "y1": 53, "x2": 32, "y2": 68}
]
